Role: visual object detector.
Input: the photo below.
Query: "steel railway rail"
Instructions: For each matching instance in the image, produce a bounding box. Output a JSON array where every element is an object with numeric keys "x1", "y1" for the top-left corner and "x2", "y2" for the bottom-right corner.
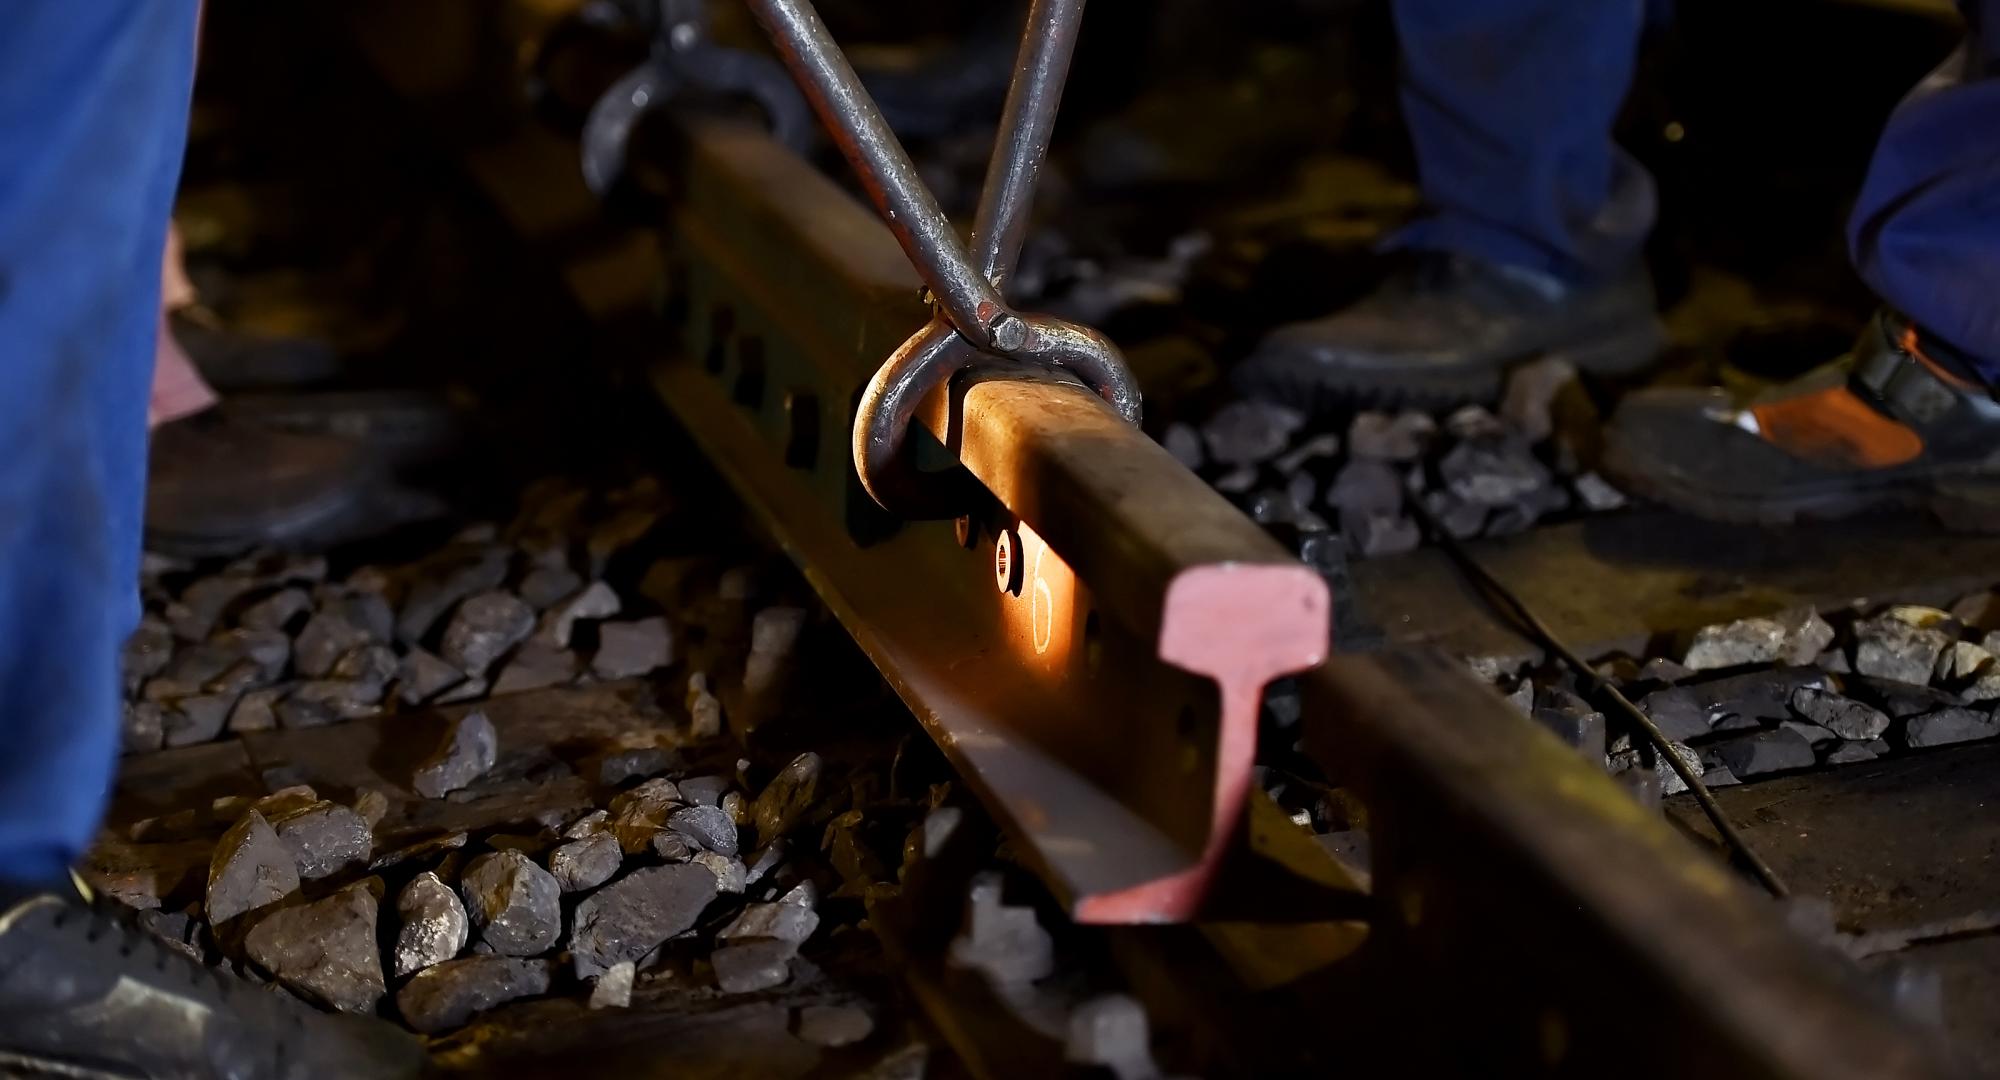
[{"x1": 338, "y1": 1, "x2": 1968, "y2": 1073}]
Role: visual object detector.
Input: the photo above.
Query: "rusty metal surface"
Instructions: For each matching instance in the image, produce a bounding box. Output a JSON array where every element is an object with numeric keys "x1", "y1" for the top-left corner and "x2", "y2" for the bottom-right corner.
[
  {"x1": 337, "y1": 5, "x2": 1963, "y2": 1071},
  {"x1": 1301, "y1": 649, "x2": 1962, "y2": 1077},
  {"x1": 739, "y1": 0, "x2": 1141, "y2": 518},
  {"x1": 1667, "y1": 743, "x2": 2000, "y2": 1073},
  {"x1": 645, "y1": 118, "x2": 1957, "y2": 1068},
  {"x1": 1356, "y1": 509, "x2": 2000, "y2": 663},
  {"x1": 655, "y1": 116, "x2": 1326, "y2": 921}
]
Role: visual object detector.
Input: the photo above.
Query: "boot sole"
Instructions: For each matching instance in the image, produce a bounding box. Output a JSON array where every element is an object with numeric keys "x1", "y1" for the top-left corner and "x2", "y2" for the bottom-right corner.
[
  {"x1": 1600, "y1": 439, "x2": 2000, "y2": 534},
  {"x1": 0, "y1": 1049, "x2": 137, "y2": 1079},
  {"x1": 1239, "y1": 320, "x2": 1666, "y2": 415}
]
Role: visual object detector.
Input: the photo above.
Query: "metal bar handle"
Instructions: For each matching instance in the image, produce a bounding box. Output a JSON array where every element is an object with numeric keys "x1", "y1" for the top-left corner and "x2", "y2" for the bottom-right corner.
[{"x1": 741, "y1": 0, "x2": 1019, "y2": 349}]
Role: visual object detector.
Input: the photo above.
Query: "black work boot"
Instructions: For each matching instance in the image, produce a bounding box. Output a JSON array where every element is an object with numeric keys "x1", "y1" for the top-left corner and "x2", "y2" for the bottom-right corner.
[
  {"x1": 1233, "y1": 254, "x2": 1665, "y2": 412},
  {"x1": 170, "y1": 311, "x2": 342, "y2": 393},
  {"x1": 0, "y1": 885, "x2": 424, "y2": 1078},
  {"x1": 146, "y1": 412, "x2": 375, "y2": 558},
  {"x1": 1601, "y1": 311, "x2": 2000, "y2": 529}
]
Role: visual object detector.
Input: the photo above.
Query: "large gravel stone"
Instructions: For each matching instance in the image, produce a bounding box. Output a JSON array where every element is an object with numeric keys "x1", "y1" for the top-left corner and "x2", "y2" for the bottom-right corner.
[
  {"x1": 393, "y1": 872, "x2": 469, "y2": 978},
  {"x1": 1160, "y1": 422, "x2": 1204, "y2": 470},
  {"x1": 397, "y1": 955, "x2": 550, "y2": 1034},
  {"x1": 1683, "y1": 608, "x2": 1835, "y2": 671},
  {"x1": 269, "y1": 801, "x2": 373, "y2": 880},
  {"x1": 123, "y1": 616, "x2": 176, "y2": 683},
  {"x1": 212, "y1": 628, "x2": 291, "y2": 684},
  {"x1": 294, "y1": 612, "x2": 371, "y2": 679},
  {"x1": 592, "y1": 618, "x2": 673, "y2": 679},
  {"x1": 1905, "y1": 708, "x2": 2000, "y2": 748},
  {"x1": 172, "y1": 574, "x2": 259, "y2": 640},
  {"x1": 518, "y1": 565, "x2": 584, "y2": 611},
  {"x1": 202, "y1": 659, "x2": 266, "y2": 699},
  {"x1": 1854, "y1": 676, "x2": 1967, "y2": 719},
  {"x1": 1790, "y1": 687, "x2": 1891, "y2": 742},
  {"x1": 138, "y1": 909, "x2": 206, "y2": 963},
  {"x1": 594, "y1": 747, "x2": 679, "y2": 787},
  {"x1": 570, "y1": 863, "x2": 720, "y2": 978},
  {"x1": 1962, "y1": 662, "x2": 2000, "y2": 704},
  {"x1": 1825, "y1": 741, "x2": 1881, "y2": 765},
  {"x1": 1531, "y1": 689, "x2": 1607, "y2": 762},
  {"x1": 1640, "y1": 667, "x2": 1829, "y2": 741},
  {"x1": 1325, "y1": 461, "x2": 1402, "y2": 516},
  {"x1": 1200, "y1": 400, "x2": 1304, "y2": 466},
  {"x1": 947, "y1": 872, "x2": 1054, "y2": 986},
  {"x1": 589, "y1": 962, "x2": 636, "y2": 1010},
  {"x1": 325, "y1": 590, "x2": 395, "y2": 644},
  {"x1": 122, "y1": 702, "x2": 164, "y2": 754},
  {"x1": 244, "y1": 881, "x2": 385, "y2": 1013},
  {"x1": 688, "y1": 688, "x2": 723, "y2": 739},
  {"x1": 1347, "y1": 411, "x2": 1434, "y2": 462},
  {"x1": 491, "y1": 642, "x2": 579, "y2": 695},
  {"x1": 719, "y1": 889, "x2": 819, "y2": 949},
  {"x1": 692, "y1": 852, "x2": 746, "y2": 894},
  {"x1": 238, "y1": 587, "x2": 311, "y2": 632},
  {"x1": 441, "y1": 591, "x2": 535, "y2": 677},
  {"x1": 753, "y1": 753, "x2": 821, "y2": 842},
  {"x1": 1499, "y1": 356, "x2": 1578, "y2": 443},
  {"x1": 459, "y1": 851, "x2": 562, "y2": 956},
  {"x1": 742, "y1": 607, "x2": 805, "y2": 699},
  {"x1": 1935, "y1": 641, "x2": 1995, "y2": 683},
  {"x1": 1853, "y1": 608, "x2": 1956, "y2": 685},
  {"x1": 607, "y1": 778, "x2": 682, "y2": 854},
  {"x1": 227, "y1": 687, "x2": 284, "y2": 733},
  {"x1": 411, "y1": 711, "x2": 498, "y2": 799},
  {"x1": 1573, "y1": 472, "x2": 1627, "y2": 511},
  {"x1": 713, "y1": 940, "x2": 794, "y2": 994},
  {"x1": 562, "y1": 809, "x2": 610, "y2": 839},
  {"x1": 398, "y1": 648, "x2": 465, "y2": 706},
  {"x1": 163, "y1": 694, "x2": 236, "y2": 747},
  {"x1": 668, "y1": 805, "x2": 738, "y2": 857},
  {"x1": 1339, "y1": 509, "x2": 1421, "y2": 558},
  {"x1": 207, "y1": 811, "x2": 300, "y2": 926},
  {"x1": 1656, "y1": 741, "x2": 1707, "y2": 797},
  {"x1": 396, "y1": 547, "x2": 510, "y2": 645},
  {"x1": 330, "y1": 643, "x2": 398, "y2": 688},
  {"x1": 549, "y1": 833, "x2": 622, "y2": 893},
  {"x1": 1713, "y1": 728, "x2": 1817, "y2": 778},
  {"x1": 1439, "y1": 436, "x2": 1552, "y2": 508},
  {"x1": 535, "y1": 581, "x2": 621, "y2": 649}
]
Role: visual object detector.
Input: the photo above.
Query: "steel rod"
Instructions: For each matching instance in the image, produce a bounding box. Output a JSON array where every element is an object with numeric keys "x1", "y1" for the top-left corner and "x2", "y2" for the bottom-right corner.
[
  {"x1": 969, "y1": 0, "x2": 1087, "y2": 294},
  {"x1": 741, "y1": 0, "x2": 1014, "y2": 348}
]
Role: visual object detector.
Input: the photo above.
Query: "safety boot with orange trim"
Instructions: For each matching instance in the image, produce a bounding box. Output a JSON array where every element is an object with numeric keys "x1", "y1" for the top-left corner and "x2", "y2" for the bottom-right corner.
[{"x1": 1601, "y1": 311, "x2": 2000, "y2": 529}]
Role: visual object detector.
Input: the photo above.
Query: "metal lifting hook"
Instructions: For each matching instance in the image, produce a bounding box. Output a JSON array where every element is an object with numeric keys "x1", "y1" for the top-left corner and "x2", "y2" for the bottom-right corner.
[{"x1": 741, "y1": 0, "x2": 1142, "y2": 518}]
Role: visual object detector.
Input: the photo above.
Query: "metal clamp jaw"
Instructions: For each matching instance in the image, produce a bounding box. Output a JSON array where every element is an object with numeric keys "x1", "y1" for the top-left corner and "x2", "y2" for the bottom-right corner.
[
  {"x1": 578, "y1": 0, "x2": 815, "y2": 197},
  {"x1": 742, "y1": 0, "x2": 1142, "y2": 518}
]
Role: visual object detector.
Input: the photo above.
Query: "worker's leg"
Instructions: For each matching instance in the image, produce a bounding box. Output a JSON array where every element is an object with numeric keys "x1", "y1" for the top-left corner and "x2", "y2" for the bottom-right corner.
[
  {"x1": 1850, "y1": 0, "x2": 2000, "y2": 374},
  {"x1": 1601, "y1": 2, "x2": 2000, "y2": 526},
  {"x1": 0, "y1": 1, "x2": 197, "y2": 882},
  {"x1": 0, "y1": 17, "x2": 428, "y2": 1074},
  {"x1": 1234, "y1": 0, "x2": 1664, "y2": 410},
  {"x1": 1388, "y1": 0, "x2": 1656, "y2": 281}
]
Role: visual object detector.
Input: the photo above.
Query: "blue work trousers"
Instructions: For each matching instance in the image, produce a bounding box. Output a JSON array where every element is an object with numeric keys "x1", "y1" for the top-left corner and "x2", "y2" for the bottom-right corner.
[
  {"x1": 1390, "y1": 0, "x2": 2000, "y2": 369},
  {"x1": 0, "y1": 3, "x2": 199, "y2": 883}
]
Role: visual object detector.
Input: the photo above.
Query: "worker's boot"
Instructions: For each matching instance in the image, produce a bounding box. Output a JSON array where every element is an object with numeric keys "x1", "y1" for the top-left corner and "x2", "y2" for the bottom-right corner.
[
  {"x1": 147, "y1": 411, "x2": 375, "y2": 557},
  {"x1": 1602, "y1": 311, "x2": 2000, "y2": 528},
  {"x1": 0, "y1": 885, "x2": 424, "y2": 1078},
  {"x1": 170, "y1": 310, "x2": 343, "y2": 393},
  {"x1": 1232, "y1": 253, "x2": 1664, "y2": 412}
]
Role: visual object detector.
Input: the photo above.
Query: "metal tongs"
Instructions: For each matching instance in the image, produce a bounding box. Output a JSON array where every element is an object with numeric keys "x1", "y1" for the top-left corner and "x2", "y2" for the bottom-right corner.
[{"x1": 741, "y1": 0, "x2": 1142, "y2": 516}]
